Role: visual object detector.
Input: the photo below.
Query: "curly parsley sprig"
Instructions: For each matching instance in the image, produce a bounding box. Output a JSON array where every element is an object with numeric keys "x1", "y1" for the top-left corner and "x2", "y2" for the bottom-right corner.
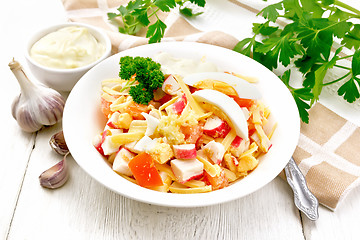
[
  {"x1": 108, "y1": 0, "x2": 206, "y2": 43},
  {"x1": 119, "y1": 56, "x2": 165, "y2": 105},
  {"x1": 234, "y1": 0, "x2": 360, "y2": 123}
]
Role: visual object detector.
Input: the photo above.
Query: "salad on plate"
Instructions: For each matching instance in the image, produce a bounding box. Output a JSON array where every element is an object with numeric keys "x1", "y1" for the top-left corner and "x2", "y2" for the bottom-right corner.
[{"x1": 92, "y1": 52, "x2": 276, "y2": 194}]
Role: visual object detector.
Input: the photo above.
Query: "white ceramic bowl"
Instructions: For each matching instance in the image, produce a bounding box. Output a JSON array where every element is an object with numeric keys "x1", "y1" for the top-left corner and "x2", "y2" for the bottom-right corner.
[
  {"x1": 63, "y1": 42, "x2": 300, "y2": 207},
  {"x1": 25, "y1": 22, "x2": 112, "y2": 92}
]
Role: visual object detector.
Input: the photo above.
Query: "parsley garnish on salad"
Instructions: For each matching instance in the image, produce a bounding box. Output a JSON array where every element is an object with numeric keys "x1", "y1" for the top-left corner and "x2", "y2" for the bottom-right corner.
[{"x1": 119, "y1": 56, "x2": 165, "y2": 105}]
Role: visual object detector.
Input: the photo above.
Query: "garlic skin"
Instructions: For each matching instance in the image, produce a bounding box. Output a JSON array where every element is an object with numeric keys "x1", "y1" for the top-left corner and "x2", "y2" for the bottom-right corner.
[
  {"x1": 9, "y1": 59, "x2": 65, "y2": 133},
  {"x1": 39, "y1": 153, "x2": 69, "y2": 189},
  {"x1": 49, "y1": 131, "x2": 69, "y2": 155}
]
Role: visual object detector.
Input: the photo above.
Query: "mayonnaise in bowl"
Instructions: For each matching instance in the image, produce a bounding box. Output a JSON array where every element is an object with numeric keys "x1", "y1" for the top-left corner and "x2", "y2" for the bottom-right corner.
[
  {"x1": 30, "y1": 26, "x2": 106, "y2": 69},
  {"x1": 25, "y1": 23, "x2": 111, "y2": 92}
]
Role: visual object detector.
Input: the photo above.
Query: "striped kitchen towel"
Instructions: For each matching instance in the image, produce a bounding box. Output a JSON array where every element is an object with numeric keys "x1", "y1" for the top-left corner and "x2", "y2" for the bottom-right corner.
[
  {"x1": 292, "y1": 103, "x2": 360, "y2": 210},
  {"x1": 61, "y1": 0, "x2": 360, "y2": 211}
]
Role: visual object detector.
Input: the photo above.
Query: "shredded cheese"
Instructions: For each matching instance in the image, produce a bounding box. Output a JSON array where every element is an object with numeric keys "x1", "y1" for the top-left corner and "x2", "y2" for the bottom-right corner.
[
  {"x1": 221, "y1": 129, "x2": 237, "y2": 151},
  {"x1": 254, "y1": 124, "x2": 271, "y2": 153},
  {"x1": 169, "y1": 184, "x2": 212, "y2": 194},
  {"x1": 159, "y1": 95, "x2": 179, "y2": 111},
  {"x1": 197, "y1": 111, "x2": 213, "y2": 121},
  {"x1": 110, "y1": 96, "x2": 133, "y2": 112},
  {"x1": 196, "y1": 155, "x2": 221, "y2": 177},
  {"x1": 183, "y1": 180, "x2": 206, "y2": 188},
  {"x1": 101, "y1": 78, "x2": 126, "y2": 86},
  {"x1": 110, "y1": 132, "x2": 145, "y2": 145},
  {"x1": 154, "y1": 163, "x2": 176, "y2": 180},
  {"x1": 223, "y1": 168, "x2": 238, "y2": 182},
  {"x1": 223, "y1": 153, "x2": 237, "y2": 173},
  {"x1": 103, "y1": 86, "x2": 124, "y2": 96},
  {"x1": 239, "y1": 142, "x2": 258, "y2": 159},
  {"x1": 175, "y1": 75, "x2": 204, "y2": 115},
  {"x1": 149, "y1": 175, "x2": 172, "y2": 192},
  {"x1": 268, "y1": 122, "x2": 278, "y2": 140},
  {"x1": 101, "y1": 92, "x2": 117, "y2": 103}
]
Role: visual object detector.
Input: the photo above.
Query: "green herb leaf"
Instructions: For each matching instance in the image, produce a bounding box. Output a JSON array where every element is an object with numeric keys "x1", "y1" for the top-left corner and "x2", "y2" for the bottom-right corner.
[
  {"x1": 258, "y1": 2, "x2": 283, "y2": 22},
  {"x1": 352, "y1": 49, "x2": 360, "y2": 76},
  {"x1": 233, "y1": 37, "x2": 256, "y2": 57},
  {"x1": 293, "y1": 96, "x2": 311, "y2": 123},
  {"x1": 300, "y1": 0, "x2": 324, "y2": 18},
  {"x1": 311, "y1": 65, "x2": 327, "y2": 104},
  {"x1": 189, "y1": 0, "x2": 206, "y2": 7},
  {"x1": 154, "y1": 0, "x2": 176, "y2": 12},
  {"x1": 107, "y1": 12, "x2": 118, "y2": 20},
  {"x1": 280, "y1": 70, "x2": 312, "y2": 123},
  {"x1": 179, "y1": 7, "x2": 203, "y2": 17},
  {"x1": 342, "y1": 24, "x2": 360, "y2": 49},
  {"x1": 146, "y1": 19, "x2": 167, "y2": 43},
  {"x1": 337, "y1": 78, "x2": 360, "y2": 103}
]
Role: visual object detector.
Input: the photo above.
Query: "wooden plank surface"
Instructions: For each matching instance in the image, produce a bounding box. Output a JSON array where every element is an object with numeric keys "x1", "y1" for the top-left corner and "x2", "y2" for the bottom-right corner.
[{"x1": 7, "y1": 139, "x2": 305, "y2": 240}]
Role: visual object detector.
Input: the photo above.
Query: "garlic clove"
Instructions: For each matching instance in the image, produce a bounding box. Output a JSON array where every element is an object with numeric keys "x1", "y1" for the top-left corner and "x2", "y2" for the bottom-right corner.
[
  {"x1": 39, "y1": 153, "x2": 69, "y2": 189},
  {"x1": 49, "y1": 131, "x2": 69, "y2": 155},
  {"x1": 14, "y1": 105, "x2": 44, "y2": 132},
  {"x1": 9, "y1": 59, "x2": 65, "y2": 133},
  {"x1": 11, "y1": 95, "x2": 20, "y2": 120},
  {"x1": 36, "y1": 91, "x2": 65, "y2": 126}
]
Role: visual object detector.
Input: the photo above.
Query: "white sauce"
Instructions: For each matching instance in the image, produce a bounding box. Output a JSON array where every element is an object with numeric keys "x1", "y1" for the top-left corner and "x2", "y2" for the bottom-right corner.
[
  {"x1": 30, "y1": 26, "x2": 105, "y2": 69},
  {"x1": 153, "y1": 52, "x2": 219, "y2": 77}
]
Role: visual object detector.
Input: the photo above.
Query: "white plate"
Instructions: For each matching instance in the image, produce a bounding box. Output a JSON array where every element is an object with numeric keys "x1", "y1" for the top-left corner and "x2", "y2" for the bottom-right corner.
[{"x1": 63, "y1": 42, "x2": 300, "y2": 207}]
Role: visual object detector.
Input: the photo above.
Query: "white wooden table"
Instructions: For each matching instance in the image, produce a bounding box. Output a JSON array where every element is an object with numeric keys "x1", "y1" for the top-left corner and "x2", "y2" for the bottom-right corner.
[{"x1": 1, "y1": 0, "x2": 360, "y2": 239}]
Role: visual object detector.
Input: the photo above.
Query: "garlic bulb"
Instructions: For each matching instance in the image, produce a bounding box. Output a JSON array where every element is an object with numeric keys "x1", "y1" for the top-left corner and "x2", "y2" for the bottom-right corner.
[
  {"x1": 9, "y1": 59, "x2": 65, "y2": 133},
  {"x1": 39, "y1": 153, "x2": 69, "y2": 189}
]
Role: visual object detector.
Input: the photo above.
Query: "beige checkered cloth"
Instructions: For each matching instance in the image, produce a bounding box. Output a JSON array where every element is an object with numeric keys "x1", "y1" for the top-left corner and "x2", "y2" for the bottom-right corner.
[{"x1": 62, "y1": 0, "x2": 360, "y2": 211}]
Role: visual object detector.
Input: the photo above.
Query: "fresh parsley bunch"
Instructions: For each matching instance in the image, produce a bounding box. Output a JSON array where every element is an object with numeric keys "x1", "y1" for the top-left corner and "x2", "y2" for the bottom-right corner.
[
  {"x1": 108, "y1": 0, "x2": 206, "y2": 43},
  {"x1": 119, "y1": 56, "x2": 164, "y2": 105},
  {"x1": 234, "y1": 0, "x2": 360, "y2": 123}
]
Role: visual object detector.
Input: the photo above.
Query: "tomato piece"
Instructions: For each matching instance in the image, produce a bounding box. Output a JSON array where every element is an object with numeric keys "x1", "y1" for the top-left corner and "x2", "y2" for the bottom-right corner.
[
  {"x1": 122, "y1": 101, "x2": 150, "y2": 120},
  {"x1": 247, "y1": 121, "x2": 256, "y2": 137},
  {"x1": 189, "y1": 86, "x2": 199, "y2": 93},
  {"x1": 180, "y1": 123, "x2": 203, "y2": 144},
  {"x1": 100, "y1": 97, "x2": 113, "y2": 118},
  {"x1": 128, "y1": 153, "x2": 163, "y2": 187},
  {"x1": 158, "y1": 94, "x2": 173, "y2": 105},
  {"x1": 204, "y1": 169, "x2": 228, "y2": 190},
  {"x1": 229, "y1": 96, "x2": 255, "y2": 110}
]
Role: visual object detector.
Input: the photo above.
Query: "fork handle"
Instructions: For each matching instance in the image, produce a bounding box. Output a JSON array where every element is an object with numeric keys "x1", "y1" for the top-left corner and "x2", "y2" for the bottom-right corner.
[{"x1": 284, "y1": 157, "x2": 319, "y2": 221}]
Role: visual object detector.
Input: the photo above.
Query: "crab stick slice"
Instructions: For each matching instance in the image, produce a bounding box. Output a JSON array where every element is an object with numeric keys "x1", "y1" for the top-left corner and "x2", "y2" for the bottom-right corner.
[
  {"x1": 170, "y1": 158, "x2": 204, "y2": 184},
  {"x1": 173, "y1": 144, "x2": 197, "y2": 159},
  {"x1": 202, "y1": 140, "x2": 226, "y2": 165},
  {"x1": 203, "y1": 115, "x2": 231, "y2": 138},
  {"x1": 162, "y1": 74, "x2": 180, "y2": 95},
  {"x1": 112, "y1": 148, "x2": 136, "y2": 176}
]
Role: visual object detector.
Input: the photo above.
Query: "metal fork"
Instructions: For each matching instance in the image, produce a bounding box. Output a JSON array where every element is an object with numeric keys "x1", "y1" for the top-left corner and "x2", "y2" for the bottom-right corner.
[{"x1": 285, "y1": 157, "x2": 319, "y2": 221}]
